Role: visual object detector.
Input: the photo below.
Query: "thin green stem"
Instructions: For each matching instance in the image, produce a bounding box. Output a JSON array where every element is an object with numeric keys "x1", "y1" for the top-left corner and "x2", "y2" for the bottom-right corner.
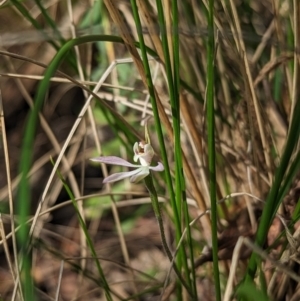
[
  {"x1": 128, "y1": 0, "x2": 177, "y2": 222},
  {"x1": 34, "y1": 0, "x2": 66, "y2": 43},
  {"x1": 154, "y1": 1, "x2": 192, "y2": 294},
  {"x1": 207, "y1": 0, "x2": 221, "y2": 300},
  {"x1": 143, "y1": 174, "x2": 194, "y2": 298},
  {"x1": 10, "y1": 0, "x2": 60, "y2": 50},
  {"x1": 129, "y1": 2, "x2": 192, "y2": 294},
  {"x1": 172, "y1": 0, "x2": 197, "y2": 296},
  {"x1": 10, "y1": 0, "x2": 78, "y2": 70}
]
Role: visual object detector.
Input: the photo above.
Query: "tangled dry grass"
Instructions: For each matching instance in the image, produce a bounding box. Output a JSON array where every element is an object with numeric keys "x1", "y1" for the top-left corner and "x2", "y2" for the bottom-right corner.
[{"x1": 0, "y1": 0, "x2": 299, "y2": 300}]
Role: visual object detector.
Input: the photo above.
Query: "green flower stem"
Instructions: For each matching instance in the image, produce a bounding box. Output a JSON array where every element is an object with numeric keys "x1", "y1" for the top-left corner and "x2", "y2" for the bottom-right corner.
[{"x1": 143, "y1": 173, "x2": 194, "y2": 299}]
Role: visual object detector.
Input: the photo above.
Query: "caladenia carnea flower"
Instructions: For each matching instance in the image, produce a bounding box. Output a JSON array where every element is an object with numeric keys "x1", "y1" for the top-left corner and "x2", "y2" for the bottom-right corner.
[{"x1": 91, "y1": 142, "x2": 164, "y2": 184}]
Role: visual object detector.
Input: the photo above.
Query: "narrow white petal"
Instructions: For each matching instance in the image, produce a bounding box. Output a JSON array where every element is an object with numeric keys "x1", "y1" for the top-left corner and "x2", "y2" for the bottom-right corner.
[
  {"x1": 103, "y1": 168, "x2": 143, "y2": 183},
  {"x1": 130, "y1": 167, "x2": 149, "y2": 183},
  {"x1": 138, "y1": 156, "x2": 150, "y2": 166},
  {"x1": 133, "y1": 142, "x2": 139, "y2": 155},
  {"x1": 149, "y1": 162, "x2": 164, "y2": 171},
  {"x1": 91, "y1": 156, "x2": 141, "y2": 168}
]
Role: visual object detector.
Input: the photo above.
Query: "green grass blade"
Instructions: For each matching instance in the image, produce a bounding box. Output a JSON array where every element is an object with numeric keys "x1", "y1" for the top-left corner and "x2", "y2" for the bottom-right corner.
[
  {"x1": 129, "y1": 0, "x2": 193, "y2": 295},
  {"x1": 206, "y1": 0, "x2": 221, "y2": 300},
  {"x1": 10, "y1": 0, "x2": 60, "y2": 49},
  {"x1": 128, "y1": 1, "x2": 176, "y2": 209},
  {"x1": 10, "y1": 0, "x2": 79, "y2": 70},
  {"x1": 246, "y1": 94, "x2": 300, "y2": 280},
  {"x1": 171, "y1": 0, "x2": 197, "y2": 296},
  {"x1": 16, "y1": 34, "x2": 152, "y2": 301},
  {"x1": 154, "y1": 0, "x2": 193, "y2": 294},
  {"x1": 34, "y1": 0, "x2": 66, "y2": 43},
  {"x1": 277, "y1": 151, "x2": 300, "y2": 204}
]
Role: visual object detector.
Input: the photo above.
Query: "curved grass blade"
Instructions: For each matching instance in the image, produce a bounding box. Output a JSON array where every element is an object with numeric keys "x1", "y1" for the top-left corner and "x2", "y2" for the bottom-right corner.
[
  {"x1": 245, "y1": 92, "x2": 300, "y2": 280},
  {"x1": 16, "y1": 34, "x2": 148, "y2": 301}
]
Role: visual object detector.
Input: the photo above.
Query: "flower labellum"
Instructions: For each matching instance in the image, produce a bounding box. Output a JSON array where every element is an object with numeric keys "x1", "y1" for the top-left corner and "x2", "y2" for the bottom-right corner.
[{"x1": 91, "y1": 142, "x2": 164, "y2": 184}]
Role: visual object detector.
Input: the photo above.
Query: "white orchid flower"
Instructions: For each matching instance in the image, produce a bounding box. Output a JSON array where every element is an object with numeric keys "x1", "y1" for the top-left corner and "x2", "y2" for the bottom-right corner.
[{"x1": 91, "y1": 142, "x2": 164, "y2": 183}]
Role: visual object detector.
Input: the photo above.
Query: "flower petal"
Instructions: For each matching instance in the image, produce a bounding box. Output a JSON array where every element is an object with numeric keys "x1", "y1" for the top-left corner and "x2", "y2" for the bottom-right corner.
[
  {"x1": 130, "y1": 167, "x2": 149, "y2": 183},
  {"x1": 103, "y1": 168, "x2": 143, "y2": 183},
  {"x1": 91, "y1": 156, "x2": 141, "y2": 168},
  {"x1": 133, "y1": 142, "x2": 139, "y2": 160},
  {"x1": 133, "y1": 143, "x2": 154, "y2": 166},
  {"x1": 139, "y1": 144, "x2": 154, "y2": 166},
  {"x1": 149, "y1": 162, "x2": 164, "y2": 172}
]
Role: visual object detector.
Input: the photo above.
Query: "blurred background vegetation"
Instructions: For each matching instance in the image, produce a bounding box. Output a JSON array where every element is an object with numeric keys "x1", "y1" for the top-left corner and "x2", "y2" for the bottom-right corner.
[{"x1": 0, "y1": 0, "x2": 299, "y2": 300}]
